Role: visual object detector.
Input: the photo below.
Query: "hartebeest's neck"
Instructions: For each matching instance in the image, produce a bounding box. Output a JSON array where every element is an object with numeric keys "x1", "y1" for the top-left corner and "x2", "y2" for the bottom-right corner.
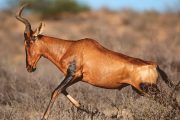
[{"x1": 39, "y1": 35, "x2": 72, "y2": 70}]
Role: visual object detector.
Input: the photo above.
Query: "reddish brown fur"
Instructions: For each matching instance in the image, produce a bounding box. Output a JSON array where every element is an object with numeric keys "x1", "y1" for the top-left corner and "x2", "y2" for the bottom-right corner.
[
  {"x1": 16, "y1": 4, "x2": 162, "y2": 120},
  {"x1": 29, "y1": 35, "x2": 158, "y2": 90}
]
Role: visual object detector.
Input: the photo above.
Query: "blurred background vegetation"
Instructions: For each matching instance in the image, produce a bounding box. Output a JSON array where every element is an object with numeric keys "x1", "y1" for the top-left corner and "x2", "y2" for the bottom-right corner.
[
  {"x1": 3, "y1": 0, "x2": 180, "y2": 18},
  {"x1": 7, "y1": 0, "x2": 90, "y2": 18}
]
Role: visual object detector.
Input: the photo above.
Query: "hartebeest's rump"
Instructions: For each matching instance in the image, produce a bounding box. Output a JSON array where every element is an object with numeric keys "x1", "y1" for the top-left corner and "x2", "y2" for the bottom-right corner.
[{"x1": 16, "y1": 4, "x2": 174, "y2": 120}]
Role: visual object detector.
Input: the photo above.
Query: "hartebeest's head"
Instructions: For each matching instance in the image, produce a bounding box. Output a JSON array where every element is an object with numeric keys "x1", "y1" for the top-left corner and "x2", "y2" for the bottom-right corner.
[{"x1": 16, "y1": 4, "x2": 44, "y2": 72}]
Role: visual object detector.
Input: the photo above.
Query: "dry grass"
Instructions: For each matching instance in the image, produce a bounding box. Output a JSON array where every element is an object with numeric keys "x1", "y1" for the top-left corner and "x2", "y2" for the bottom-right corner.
[{"x1": 0, "y1": 10, "x2": 179, "y2": 120}]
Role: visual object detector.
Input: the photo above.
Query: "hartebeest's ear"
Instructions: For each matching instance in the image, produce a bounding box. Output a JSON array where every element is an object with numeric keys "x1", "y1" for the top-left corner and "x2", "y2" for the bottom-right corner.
[{"x1": 33, "y1": 22, "x2": 44, "y2": 37}]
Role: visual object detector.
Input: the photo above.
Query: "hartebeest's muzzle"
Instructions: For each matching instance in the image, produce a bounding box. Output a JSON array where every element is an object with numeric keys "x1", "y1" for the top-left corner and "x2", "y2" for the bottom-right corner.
[{"x1": 26, "y1": 65, "x2": 36, "y2": 72}]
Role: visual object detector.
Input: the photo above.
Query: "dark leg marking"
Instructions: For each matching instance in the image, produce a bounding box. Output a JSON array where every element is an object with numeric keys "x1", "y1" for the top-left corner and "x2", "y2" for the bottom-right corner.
[
  {"x1": 42, "y1": 60, "x2": 76, "y2": 120},
  {"x1": 56, "y1": 60, "x2": 76, "y2": 92}
]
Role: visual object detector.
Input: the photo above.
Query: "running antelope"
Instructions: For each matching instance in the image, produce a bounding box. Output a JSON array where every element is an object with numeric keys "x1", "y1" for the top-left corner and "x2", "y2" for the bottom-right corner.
[{"x1": 16, "y1": 4, "x2": 174, "y2": 120}]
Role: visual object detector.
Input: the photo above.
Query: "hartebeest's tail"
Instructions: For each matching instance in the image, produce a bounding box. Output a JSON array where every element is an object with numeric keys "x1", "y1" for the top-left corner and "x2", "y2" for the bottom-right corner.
[{"x1": 157, "y1": 66, "x2": 174, "y2": 88}]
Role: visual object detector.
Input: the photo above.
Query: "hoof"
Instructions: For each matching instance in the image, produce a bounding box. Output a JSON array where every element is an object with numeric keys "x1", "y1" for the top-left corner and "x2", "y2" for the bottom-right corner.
[{"x1": 76, "y1": 102, "x2": 81, "y2": 108}]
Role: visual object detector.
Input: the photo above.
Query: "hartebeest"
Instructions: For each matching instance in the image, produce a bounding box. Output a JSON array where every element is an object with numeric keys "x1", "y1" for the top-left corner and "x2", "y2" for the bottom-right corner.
[{"x1": 16, "y1": 4, "x2": 174, "y2": 120}]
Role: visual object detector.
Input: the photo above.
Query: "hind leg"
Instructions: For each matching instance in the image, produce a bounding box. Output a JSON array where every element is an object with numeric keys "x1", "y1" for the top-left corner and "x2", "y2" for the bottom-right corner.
[
  {"x1": 139, "y1": 83, "x2": 166, "y2": 104},
  {"x1": 139, "y1": 83, "x2": 160, "y2": 96},
  {"x1": 131, "y1": 86, "x2": 144, "y2": 99},
  {"x1": 130, "y1": 78, "x2": 164, "y2": 104},
  {"x1": 131, "y1": 82, "x2": 160, "y2": 96}
]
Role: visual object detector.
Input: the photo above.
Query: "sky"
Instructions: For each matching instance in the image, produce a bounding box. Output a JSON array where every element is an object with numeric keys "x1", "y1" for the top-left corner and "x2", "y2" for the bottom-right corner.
[
  {"x1": 0, "y1": 0, "x2": 178, "y2": 12},
  {"x1": 77, "y1": 0, "x2": 178, "y2": 12}
]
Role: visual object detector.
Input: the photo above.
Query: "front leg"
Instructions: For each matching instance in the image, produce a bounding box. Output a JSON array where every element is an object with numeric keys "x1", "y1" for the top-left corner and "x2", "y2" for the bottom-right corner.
[
  {"x1": 42, "y1": 61, "x2": 76, "y2": 120},
  {"x1": 62, "y1": 90, "x2": 81, "y2": 108}
]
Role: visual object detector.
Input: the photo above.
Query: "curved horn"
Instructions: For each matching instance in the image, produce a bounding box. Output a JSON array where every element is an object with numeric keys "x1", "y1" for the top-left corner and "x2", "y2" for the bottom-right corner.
[{"x1": 16, "y1": 4, "x2": 32, "y2": 34}]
